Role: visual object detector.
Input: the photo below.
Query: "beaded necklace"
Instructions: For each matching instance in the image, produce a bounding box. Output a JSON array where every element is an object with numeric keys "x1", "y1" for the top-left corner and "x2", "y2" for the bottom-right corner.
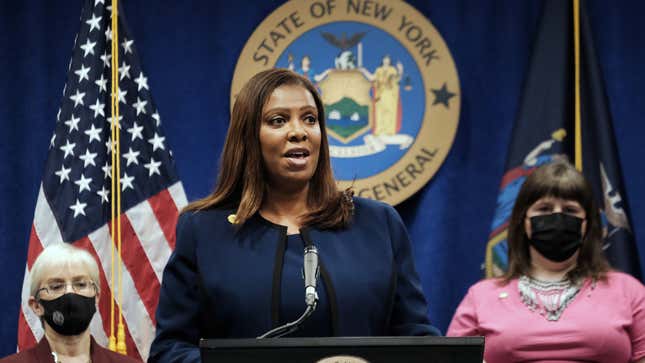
[{"x1": 518, "y1": 275, "x2": 581, "y2": 321}]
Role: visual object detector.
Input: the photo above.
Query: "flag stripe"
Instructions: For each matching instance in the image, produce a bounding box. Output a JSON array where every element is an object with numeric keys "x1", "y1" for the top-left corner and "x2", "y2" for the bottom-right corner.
[
  {"x1": 20, "y1": 187, "x2": 65, "y2": 347},
  {"x1": 126, "y1": 197, "x2": 172, "y2": 282},
  {"x1": 147, "y1": 189, "x2": 179, "y2": 250},
  {"x1": 17, "y1": 310, "x2": 37, "y2": 351},
  {"x1": 109, "y1": 214, "x2": 161, "y2": 324},
  {"x1": 167, "y1": 182, "x2": 188, "y2": 251},
  {"x1": 88, "y1": 313, "x2": 109, "y2": 348},
  {"x1": 26, "y1": 226, "x2": 44, "y2": 271},
  {"x1": 33, "y1": 185, "x2": 64, "y2": 247},
  {"x1": 168, "y1": 182, "x2": 188, "y2": 210},
  {"x1": 88, "y1": 225, "x2": 155, "y2": 359},
  {"x1": 74, "y1": 237, "x2": 142, "y2": 361},
  {"x1": 20, "y1": 191, "x2": 52, "y2": 349},
  {"x1": 19, "y1": 265, "x2": 42, "y2": 348}
]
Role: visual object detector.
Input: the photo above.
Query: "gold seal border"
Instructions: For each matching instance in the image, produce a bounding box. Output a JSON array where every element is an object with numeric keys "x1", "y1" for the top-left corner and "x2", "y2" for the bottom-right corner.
[{"x1": 231, "y1": 0, "x2": 460, "y2": 205}]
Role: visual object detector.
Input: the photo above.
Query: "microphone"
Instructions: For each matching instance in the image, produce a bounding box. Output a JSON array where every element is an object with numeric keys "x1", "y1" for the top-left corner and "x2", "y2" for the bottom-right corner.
[
  {"x1": 303, "y1": 245, "x2": 319, "y2": 307},
  {"x1": 257, "y1": 243, "x2": 320, "y2": 339}
]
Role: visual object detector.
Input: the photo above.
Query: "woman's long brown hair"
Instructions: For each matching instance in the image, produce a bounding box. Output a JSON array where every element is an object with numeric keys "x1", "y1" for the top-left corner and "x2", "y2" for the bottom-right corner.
[
  {"x1": 502, "y1": 160, "x2": 609, "y2": 284},
  {"x1": 183, "y1": 69, "x2": 353, "y2": 229}
]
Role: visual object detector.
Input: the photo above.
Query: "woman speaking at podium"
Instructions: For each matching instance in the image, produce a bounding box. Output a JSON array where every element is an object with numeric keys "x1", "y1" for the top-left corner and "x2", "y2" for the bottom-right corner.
[{"x1": 148, "y1": 69, "x2": 439, "y2": 363}]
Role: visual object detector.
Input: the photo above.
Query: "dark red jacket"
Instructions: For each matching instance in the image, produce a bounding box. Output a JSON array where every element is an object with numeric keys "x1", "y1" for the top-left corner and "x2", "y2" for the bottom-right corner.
[{"x1": 0, "y1": 336, "x2": 141, "y2": 363}]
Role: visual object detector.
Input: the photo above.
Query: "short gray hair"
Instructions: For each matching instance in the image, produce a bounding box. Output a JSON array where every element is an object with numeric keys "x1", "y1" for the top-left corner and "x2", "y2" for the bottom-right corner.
[{"x1": 29, "y1": 244, "x2": 101, "y2": 297}]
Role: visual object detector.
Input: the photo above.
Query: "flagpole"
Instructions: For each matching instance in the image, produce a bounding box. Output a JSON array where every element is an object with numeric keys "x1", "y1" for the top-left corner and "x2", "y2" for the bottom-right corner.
[
  {"x1": 573, "y1": 0, "x2": 582, "y2": 171},
  {"x1": 112, "y1": 0, "x2": 127, "y2": 355},
  {"x1": 109, "y1": 0, "x2": 127, "y2": 355},
  {"x1": 109, "y1": 0, "x2": 118, "y2": 352}
]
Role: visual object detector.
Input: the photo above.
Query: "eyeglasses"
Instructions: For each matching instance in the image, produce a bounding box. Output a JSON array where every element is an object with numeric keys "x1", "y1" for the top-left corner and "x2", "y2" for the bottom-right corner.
[{"x1": 36, "y1": 280, "x2": 97, "y2": 299}]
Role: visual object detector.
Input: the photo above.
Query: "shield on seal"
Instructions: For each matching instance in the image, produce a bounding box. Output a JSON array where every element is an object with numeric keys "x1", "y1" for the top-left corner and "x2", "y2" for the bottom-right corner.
[{"x1": 318, "y1": 69, "x2": 373, "y2": 144}]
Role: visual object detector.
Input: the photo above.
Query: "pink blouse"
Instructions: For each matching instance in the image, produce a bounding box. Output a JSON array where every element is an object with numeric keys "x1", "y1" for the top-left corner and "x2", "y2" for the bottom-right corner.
[{"x1": 447, "y1": 271, "x2": 645, "y2": 363}]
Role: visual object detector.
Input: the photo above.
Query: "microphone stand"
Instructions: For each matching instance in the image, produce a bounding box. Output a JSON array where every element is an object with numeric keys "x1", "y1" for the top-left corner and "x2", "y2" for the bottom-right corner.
[
  {"x1": 257, "y1": 302, "x2": 317, "y2": 339},
  {"x1": 258, "y1": 244, "x2": 319, "y2": 339}
]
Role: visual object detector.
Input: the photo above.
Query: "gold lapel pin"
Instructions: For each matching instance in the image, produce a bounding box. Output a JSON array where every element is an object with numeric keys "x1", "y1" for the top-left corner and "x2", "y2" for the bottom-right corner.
[{"x1": 227, "y1": 214, "x2": 238, "y2": 224}]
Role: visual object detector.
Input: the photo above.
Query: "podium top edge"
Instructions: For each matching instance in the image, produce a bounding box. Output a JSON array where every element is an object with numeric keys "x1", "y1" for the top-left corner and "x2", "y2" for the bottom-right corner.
[{"x1": 199, "y1": 336, "x2": 484, "y2": 349}]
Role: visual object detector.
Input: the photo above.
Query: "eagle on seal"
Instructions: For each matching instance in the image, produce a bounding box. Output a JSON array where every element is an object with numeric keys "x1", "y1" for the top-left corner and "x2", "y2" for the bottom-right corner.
[{"x1": 321, "y1": 31, "x2": 366, "y2": 70}]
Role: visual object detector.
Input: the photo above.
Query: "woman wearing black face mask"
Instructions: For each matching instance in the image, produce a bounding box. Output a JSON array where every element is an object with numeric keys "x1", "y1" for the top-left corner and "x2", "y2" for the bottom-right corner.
[
  {"x1": 447, "y1": 160, "x2": 645, "y2": 363},
  {"x1": 0, "y1": 244, "x2": 140, "y2": 363}
]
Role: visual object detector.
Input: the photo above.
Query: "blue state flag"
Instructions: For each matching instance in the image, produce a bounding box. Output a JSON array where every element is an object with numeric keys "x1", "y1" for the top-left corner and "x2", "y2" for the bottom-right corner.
[{"x1": 485, "y1": 0, "x2": 642, "y2": 280}]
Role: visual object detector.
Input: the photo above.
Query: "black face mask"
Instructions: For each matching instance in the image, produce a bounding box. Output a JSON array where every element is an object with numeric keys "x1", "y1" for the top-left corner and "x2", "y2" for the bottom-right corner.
[
  {"x1": 38, "y1": 293, "x2": 96, "y2": 336},
  {"x1": 529, "y1": 213, "x2": 584, "y2": 262}
]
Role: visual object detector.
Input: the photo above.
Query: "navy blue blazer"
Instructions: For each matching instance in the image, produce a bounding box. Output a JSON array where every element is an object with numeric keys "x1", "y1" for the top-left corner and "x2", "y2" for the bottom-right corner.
[{"x1": 149, "y1": 197, "x2": 438, "y2": 363}]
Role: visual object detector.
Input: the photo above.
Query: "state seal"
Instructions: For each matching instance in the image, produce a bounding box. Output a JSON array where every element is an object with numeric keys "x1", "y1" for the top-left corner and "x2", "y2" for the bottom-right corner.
[{"x1": 232, "y1": 0, "x2": 460, "y2": 205}]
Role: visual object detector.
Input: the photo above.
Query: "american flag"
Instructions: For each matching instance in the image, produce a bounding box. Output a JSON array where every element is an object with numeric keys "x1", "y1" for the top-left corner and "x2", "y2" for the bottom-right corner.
[{"x1": 17, "y1": 0, "x2": 187, "y2": 360}]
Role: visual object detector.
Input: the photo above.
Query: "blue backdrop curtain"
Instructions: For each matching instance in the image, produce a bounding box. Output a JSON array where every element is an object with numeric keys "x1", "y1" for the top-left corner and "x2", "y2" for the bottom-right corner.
[{"x1": 1, "y1": 0, "x2": 644, "y2": 356}]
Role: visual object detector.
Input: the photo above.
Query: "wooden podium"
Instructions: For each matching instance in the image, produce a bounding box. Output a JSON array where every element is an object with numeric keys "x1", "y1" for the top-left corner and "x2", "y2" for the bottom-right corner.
[{"x1": 200, "y1": 336, "x2": 484, "y2": 362}]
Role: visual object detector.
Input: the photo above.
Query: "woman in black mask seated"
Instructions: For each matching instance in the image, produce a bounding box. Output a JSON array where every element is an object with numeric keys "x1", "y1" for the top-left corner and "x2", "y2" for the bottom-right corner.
[
  {"x1": 0, "y1": 244, "x2": 139, "y2": 362},
  {"x1": 447, "y1": 160, "x2": 645, "y2": 363}
]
